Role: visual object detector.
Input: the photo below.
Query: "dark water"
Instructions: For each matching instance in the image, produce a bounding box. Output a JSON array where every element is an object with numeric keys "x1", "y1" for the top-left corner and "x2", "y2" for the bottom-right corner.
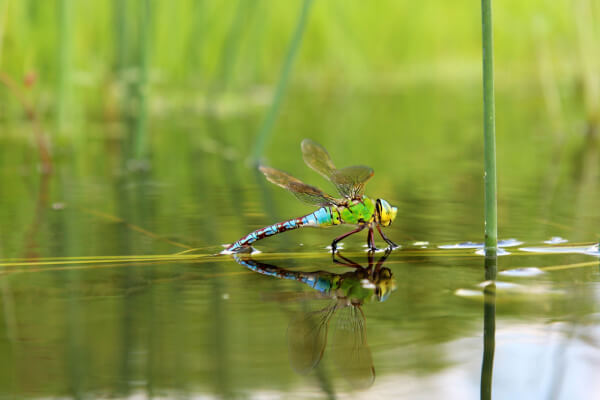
[{"x1": 1, "y1": 85, "x2": 599, "y2": 399}]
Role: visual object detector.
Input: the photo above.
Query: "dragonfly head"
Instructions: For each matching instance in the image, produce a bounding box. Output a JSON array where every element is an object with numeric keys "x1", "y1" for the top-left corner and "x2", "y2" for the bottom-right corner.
[
  {"x1": 373, "y1": 267, "x2": 396, "y2": 302},
  {"x1": 375, "y1": 199, "x2": 398, "y2": 227}
]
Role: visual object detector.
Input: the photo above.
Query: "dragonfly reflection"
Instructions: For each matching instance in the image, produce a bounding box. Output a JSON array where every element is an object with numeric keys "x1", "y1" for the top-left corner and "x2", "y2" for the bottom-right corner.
[{"x1": 233, "y1": 250, "x2": 396, "y2": 389}]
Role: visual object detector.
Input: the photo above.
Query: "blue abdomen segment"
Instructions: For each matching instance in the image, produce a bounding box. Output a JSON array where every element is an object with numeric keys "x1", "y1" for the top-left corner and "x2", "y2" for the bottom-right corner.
[
  {"x1": 226, "y1": 207, "x2": 339, "y2": 252},
  {"x1": 308, "y1": 207, "x2": 334, "y2": 226}
]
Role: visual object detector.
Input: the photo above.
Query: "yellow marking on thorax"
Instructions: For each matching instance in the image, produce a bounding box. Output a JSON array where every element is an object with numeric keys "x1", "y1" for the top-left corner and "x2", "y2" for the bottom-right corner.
[{"x1": 330, "y1": 207, "x2": 342, "y2": 225}]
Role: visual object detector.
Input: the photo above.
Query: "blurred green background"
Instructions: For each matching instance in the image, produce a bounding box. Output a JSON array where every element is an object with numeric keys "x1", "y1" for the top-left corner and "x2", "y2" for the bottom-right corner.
[
  {"x1": 1, "y1": 1, "x2": 600, "y2": 399},
  {"x1": 1, "y1": 0, "x2": 598, "y2": 134}
]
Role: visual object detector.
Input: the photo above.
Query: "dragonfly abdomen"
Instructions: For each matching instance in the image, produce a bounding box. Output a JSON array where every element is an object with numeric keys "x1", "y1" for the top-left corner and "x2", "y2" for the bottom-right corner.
[
  {"x1": 303, "y1": 206, "x2": 341, "y2": 227},
  {"x1": 226, "y1": 207, "x2": 341, "y2": 252}
]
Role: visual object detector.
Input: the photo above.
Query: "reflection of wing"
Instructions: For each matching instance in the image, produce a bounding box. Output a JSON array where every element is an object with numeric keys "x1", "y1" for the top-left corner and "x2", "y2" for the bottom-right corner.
[
  {"x1": 301, "y1": 139, "x2": 374, "y2": 199},
  {"x1": 259, "y1": 165, "x2": 339, "y2": 206},
  {"x1": 331, "y1": 305, "x2": 375, "y2": 389},
  {"x1": 287, "y1": 303, "x2": 337, "y2": 374}
]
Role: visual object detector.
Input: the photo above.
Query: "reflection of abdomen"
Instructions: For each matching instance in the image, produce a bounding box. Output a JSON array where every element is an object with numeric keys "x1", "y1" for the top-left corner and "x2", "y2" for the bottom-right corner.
[
  {"x1": 233, "y1": 254, "x2": 338, "y2": 295},
  {"x1": 233, "y1": 254, "x2": 335, "y2": 291}
]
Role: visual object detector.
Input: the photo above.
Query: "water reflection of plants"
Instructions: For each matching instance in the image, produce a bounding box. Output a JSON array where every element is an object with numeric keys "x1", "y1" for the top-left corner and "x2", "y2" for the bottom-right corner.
[{"x1": 233, "y1": 250, "x2": 396, "y2": 389}]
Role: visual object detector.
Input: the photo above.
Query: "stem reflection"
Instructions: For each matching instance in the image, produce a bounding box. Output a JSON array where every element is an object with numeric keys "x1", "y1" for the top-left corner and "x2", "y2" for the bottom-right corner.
[{"x1": 481, "y1": 255, "x2": 497, "y2": 400}]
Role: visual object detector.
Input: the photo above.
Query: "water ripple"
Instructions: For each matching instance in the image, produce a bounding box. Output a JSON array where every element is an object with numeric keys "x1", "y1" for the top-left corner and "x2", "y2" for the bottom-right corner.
[
  {"x1": 499, "y1": 267, "x2": 545, "y2": 277},
  {"x1": 543, "y1": 236, "x2": 568, "y2": 244},
  {"x1": 520, "y1": 244, "x2": 599, "y2": 257},
  {"x1": 438, "y1": 238, "x2": 523, "y2": 249}
]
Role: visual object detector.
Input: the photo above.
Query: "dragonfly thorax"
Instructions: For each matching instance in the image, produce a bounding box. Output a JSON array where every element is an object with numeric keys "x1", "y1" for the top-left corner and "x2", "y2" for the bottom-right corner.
[{"x1": 336, "y1": 197, "x2": 377, "y2": 225}]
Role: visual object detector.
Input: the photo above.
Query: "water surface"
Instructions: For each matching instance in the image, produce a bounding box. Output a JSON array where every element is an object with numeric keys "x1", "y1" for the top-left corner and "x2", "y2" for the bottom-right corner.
[{"x1": 1, "y1": 85, "x2": 599, "y2": 399}]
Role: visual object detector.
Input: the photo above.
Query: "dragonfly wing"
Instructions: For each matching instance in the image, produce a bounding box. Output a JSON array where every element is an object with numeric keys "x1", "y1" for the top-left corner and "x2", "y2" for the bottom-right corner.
[
  {"x1": 331, "y1": 165, "x2": 374, "y2": 199},
  {"x1": 301, "y1": 139, "x2": 337, "y2": 180},
  {"x1": 301, "y1": 139, "x2": 374, "y2": 200},
  {"x1": 331, "y1": 305, "x2": 375, "y2": 389},
  {"x1": 259, "y1": 165, "x2": 340, "y2": 206},
  {"x1": 287, "y1": 303, "x2": 337, "y2": 375}
]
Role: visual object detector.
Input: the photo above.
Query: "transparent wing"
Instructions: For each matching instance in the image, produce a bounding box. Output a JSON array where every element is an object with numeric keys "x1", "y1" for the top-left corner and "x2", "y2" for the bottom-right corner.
[
  {"x1": 259, "y1": 165, "x2": 340, "y2": 206},
  {"x1": 331, "y1": 165, "x2": 374, "y2": 199},
  {"x1": 287, "y1": 303, "x2": 337, "y2": 375},
  {"x1": 330, "y1": 305, "x2": 375, "y2": 389},
  {"x1": 301, "y1": 139, "x2": 374, "y2": 199},
  {"x1": 301, "y1": 138, "x2": 337, "y2": 179}
]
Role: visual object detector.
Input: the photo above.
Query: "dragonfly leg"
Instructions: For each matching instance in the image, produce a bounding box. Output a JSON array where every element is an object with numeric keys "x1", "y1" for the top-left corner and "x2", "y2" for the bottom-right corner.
[
  {"x1": 374, "y1": 248, "x2": 392, "y2": 272},
  {"x1": 331, "y1": 225, "x2": 366, "y2": 254},
  {"x1": 333, "y1": 252, "x2": 362, "y2": 268},
  {"x1": 367, "y1": 249, "x2": 375, "y2": 267},
  {"x1": 367, "y1": 227, "x2": 376, "y2": 250},
  {"x1": 376, "y1": 224, "x2": 399, "y2": 249}
]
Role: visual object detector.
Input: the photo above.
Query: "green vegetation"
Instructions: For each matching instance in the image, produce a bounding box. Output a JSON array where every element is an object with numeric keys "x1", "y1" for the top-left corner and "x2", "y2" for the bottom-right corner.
[
  {"x1": 0, "y1": 0, "x2": 597, "y2": 126},
  {"x1": 252, "y1": 0, "x2": 313, "y2": 162}
]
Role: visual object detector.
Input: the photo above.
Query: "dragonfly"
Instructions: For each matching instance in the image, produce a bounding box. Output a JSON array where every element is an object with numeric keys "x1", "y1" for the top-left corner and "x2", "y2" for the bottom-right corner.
[
  {"x1": 233, "y1": 250, "x2": 395, "y2": 388},
  {"x1": 226, "y1": 139, "x2": 398, "y2": 253}
]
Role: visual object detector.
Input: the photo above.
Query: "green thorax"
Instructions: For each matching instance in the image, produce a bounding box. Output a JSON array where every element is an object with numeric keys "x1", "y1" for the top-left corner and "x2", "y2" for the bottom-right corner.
[
  {"x1": 334, "y1": 196, "x2": 376, "y2": 225},
  {"x1": 312, "y1": 270, "x2": 374, "y2": 303}
]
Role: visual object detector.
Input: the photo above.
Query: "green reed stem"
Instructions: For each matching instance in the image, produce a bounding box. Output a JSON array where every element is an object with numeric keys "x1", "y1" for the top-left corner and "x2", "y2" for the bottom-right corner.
[
  {"x1": 113, "y1": 0, "x2": 129, "y2": 73},
  {"x1": 189, "y1": 0, "x2": 206, "y2": 73},
  {"x1": 57, "y1": 0, "x2": 72, "y2": 136},
  {"x1": 204, "y1": 0, "x2": 248, "y2": 115},
  {"x1": 0, "y1": 0, "x2": 9, "y2": 68},
  {"x1": 134, "y1": 0, "x2": 151, "y2": 160},
  {"x1": 206, "y1": 0, "x2": 251, "y2": 99},
  {"x1": 574, "y1": 0, "x2": 600, "y2": 135},
  {"x1": 252, "y1": 0, "x2": 313, "y2": 163},
  {"x1": 481, "y1": 0, "x2": 497, "y2": 257}
]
